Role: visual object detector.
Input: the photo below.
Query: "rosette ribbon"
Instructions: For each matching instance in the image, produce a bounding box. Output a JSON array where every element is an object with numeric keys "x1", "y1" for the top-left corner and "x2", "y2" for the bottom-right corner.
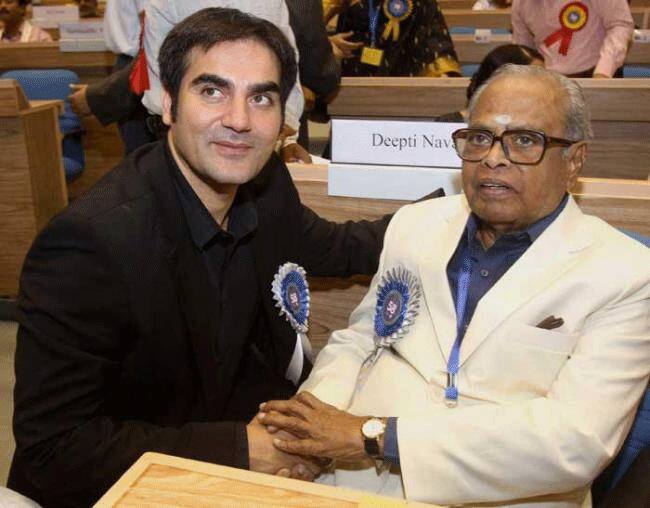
[
  {"x1": 272, "y1": 262, "x2": 313, "y2": 385},
  {"x1": 362, "y1": 266, "x2": 421, "y2": 369},
  {"x1": 544, "y1": 2, "x2": 589, "y2": 56},
  {"x1": 382, "y1": 0, "x2": 414, "y2": 42}
]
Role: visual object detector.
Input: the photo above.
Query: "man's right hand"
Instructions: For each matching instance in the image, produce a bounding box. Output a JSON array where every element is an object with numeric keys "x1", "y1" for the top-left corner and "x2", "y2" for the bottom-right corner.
[
  {"x1": 68, "y1": 84, "x2": 92, "y2": 117},
  {"x1": 246, "y1": 419, "x2": 322, "y2": 481}
]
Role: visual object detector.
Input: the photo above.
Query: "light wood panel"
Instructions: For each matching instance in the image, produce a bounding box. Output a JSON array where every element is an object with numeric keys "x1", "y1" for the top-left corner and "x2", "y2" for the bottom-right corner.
[
  {"x1": 328, "y1": 77, "x2": 650, "y2": 180},
  {"x1": 95, "y1": 452, "x2": 437, "y2": 508},
  {"x1": 289, "y1": 164, "x2": 650, "y2": 351},
  {"x1": 0, "y1": 42, "x2": 115, "y2": 84},
  {"x1": 0, "y1": 82, "x2": 67, "y2": 297},
  {"x1": 440, "y1": 8, "x2": 649, "y2": 29},
  {"x1": 452, "y1": 34, "x2": 650, "y2": 65}
]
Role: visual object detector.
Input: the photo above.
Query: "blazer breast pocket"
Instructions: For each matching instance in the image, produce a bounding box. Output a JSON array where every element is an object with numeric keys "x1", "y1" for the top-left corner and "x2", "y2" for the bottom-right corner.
[{"x1": 510, "y1": 323, "x2": 577, "y2": 355}]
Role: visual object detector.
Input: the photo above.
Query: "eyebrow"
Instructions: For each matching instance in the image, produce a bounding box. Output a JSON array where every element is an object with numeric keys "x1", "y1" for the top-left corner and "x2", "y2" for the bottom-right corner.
[
  {"x1": 469, "y1": 122, "x2": 540, "y2": 132},
  {"x1": 190, "y1": 73, "x2": 280, "y2": 96}
]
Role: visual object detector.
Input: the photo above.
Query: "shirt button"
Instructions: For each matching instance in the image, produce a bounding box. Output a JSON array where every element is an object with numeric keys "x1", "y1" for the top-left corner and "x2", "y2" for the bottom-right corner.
[{"x1": 480, "y1": 268, "x2": 489, "y2": 277}]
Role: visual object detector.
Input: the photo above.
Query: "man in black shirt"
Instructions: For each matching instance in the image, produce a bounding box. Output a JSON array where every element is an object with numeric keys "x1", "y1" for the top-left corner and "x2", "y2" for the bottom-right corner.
[{"x1": 8, "y1": 8, "x2": 388, "y2": 507}]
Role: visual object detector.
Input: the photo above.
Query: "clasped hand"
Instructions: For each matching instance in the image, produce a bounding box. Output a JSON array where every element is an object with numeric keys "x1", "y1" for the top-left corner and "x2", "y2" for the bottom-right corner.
[{"x1": 257, "y1": 391, "x2": 368, "y2": 464}]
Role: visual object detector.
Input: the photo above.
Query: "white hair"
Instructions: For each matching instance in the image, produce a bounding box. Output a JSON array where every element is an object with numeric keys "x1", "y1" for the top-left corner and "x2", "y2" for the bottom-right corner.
[{"x1": 467, "y1": 64, "x2": 594, "y2": 141}]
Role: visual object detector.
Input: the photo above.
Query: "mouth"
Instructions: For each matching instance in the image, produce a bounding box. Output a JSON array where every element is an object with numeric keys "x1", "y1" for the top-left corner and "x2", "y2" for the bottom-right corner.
[
  {"x1": 477, "y1": 179, "x2": 515, "y2": 196},
  {"x1": 212, "y1": 140, "x2": 252, "y2": 156}
]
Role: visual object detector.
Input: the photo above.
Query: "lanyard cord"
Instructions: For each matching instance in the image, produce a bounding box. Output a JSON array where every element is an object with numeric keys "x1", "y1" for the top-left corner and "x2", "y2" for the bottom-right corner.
[
  {"x1": 368, "y1": 0, "x2": 382, "y2": 47},
  {"x1": 445, "y1": 248, "x2": 473, "y2": 406}
]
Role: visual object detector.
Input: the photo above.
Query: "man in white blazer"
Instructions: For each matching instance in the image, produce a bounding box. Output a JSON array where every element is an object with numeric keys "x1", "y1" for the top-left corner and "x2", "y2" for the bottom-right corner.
[{"x1": 258, "y1": 65, "x2": 650, "y2": 507}]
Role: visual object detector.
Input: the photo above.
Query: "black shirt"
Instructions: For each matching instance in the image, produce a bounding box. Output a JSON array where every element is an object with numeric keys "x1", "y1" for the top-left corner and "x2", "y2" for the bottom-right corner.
[{"x1": 170, "y1": 148, "x2": 261, "y2": 368}]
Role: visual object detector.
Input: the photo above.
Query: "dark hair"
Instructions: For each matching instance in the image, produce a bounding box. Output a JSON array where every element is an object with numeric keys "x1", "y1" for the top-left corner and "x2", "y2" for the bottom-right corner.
[
  {"x1": 466, "y1": 44, "x2": 544, "y2": 102},
  {"x1": 159, "y1": 7, "x2": 297, "y2": 121}
]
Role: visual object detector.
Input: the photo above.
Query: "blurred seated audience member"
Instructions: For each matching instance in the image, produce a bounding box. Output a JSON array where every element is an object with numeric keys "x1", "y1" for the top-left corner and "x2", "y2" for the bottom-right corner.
[
  {"x1": 86, "y1": 0, "x2": 155, "y2": 155},
  {"x1": 0, "y1": 0, "x2": 52, "y2": 42},
  {"x1": 74, "y1": 0, "x2": 100, "y2": 18},
  {"x1": 437, "y1": 44, "x2": 543, "y2": 122},
  {"x1": 512, "y1": 0, "x2": 634, "y2": 78},
  {"x1": 324, "y1": 0, "x2": 461, "y2": 77},
  {"x1": 473, "y1": 0, "x2": 511, "y2": 9},
  {"x1": 283, "y1": 0, "x2": 341, "y2": 161}
]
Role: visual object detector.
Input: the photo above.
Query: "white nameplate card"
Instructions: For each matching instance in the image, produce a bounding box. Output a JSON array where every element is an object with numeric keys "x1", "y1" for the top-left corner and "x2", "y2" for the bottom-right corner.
[
  {"x1": 328, "y1": 163, "x2": 462, "y2": 201},
  {"x1": 331, "y1": 118, "x2": 466, "y2": 168},
  {"x1": 32, "y1": 6, "x2": 79, "y2": 29},
  {"x1": 633, "y1": 30, "x2": 650, "y2": 43},
  {"x1": 60, "y1": 21, "x2": 107, "y2": 52},
  {"x1": 474, "y1": 29, "x2": 493, "y2": 43}
]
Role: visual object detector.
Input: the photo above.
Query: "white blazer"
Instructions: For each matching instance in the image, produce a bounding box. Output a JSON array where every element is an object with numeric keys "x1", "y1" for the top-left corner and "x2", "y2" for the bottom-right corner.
[{"x1": 302, "y1": 194, "x2": 650, "y2": 507}]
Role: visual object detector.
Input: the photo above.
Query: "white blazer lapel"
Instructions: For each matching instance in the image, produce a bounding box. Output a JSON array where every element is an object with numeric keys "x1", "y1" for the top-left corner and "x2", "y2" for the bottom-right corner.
[
  {"x1": 459, "y1": 197, "x2": 594, "y2": 365},
  {"x1": 415, "y1": 197, "x2": 471, "y2": 364}
]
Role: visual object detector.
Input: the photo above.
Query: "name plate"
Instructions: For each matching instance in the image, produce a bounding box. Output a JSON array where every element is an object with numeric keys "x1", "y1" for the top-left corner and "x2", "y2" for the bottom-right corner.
[
  {"x1": 633, "y1": 29, "x2": 650, "y2": 43},
  {"x1": 60, "y1": 21, "x2": 104, "y2": 40},
  {"x1": 331, "y1": 118, "x2": 466, "y2": 169},
  {"x1": 329, "y1": 163, "x2": 462, "y2": 201},
  {"x1": 60, "y1": 21, "x2": 107, "y2": 51},
  {"x1": 32, "y1": 6, "x2": 79, "y2": 28}
]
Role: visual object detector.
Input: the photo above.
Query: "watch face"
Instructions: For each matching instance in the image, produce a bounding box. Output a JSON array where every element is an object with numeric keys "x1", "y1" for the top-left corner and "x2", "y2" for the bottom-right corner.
[{"x1": 362, "y1": 418, "x2": 385, "y2": 439}]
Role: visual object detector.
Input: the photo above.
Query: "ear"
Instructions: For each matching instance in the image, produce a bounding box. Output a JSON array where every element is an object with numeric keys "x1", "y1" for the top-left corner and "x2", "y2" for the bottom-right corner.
[
  {"x1": 565, "y1": 141, "x2": 587, "y2": 190},
  {"x1": 161, "y1": 88, "x2": 173, "y2": 126}
]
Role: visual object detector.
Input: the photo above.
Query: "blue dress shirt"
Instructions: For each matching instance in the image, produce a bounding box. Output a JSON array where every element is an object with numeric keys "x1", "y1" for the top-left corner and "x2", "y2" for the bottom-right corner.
[{"x1": 382, "y1": 195, "x2": 569, "y2": 466}]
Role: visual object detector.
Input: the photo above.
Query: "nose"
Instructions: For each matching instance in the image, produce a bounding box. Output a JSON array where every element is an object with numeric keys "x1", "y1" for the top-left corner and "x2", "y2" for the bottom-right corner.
[
  {"x1": 482, "y1": 136, "x2": 510, "y2": 170},
  {"x1": 221, "y1": 95, "x2": 251, "y2": 133}
]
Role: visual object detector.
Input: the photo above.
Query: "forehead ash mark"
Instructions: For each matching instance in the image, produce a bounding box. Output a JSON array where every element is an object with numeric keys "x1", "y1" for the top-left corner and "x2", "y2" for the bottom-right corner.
[{"x1": 494, "y1": 114, "x2": 512, "y2": 125}]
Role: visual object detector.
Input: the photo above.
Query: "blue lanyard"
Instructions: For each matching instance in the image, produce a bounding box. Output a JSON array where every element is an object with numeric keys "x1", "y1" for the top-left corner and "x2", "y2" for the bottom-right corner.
[
  {"x1": 445, "y1": 248, "x2": 473, "y2": 406},
  {"x1": 368, "y1": 0, "x2": 381, "y2": 47}
]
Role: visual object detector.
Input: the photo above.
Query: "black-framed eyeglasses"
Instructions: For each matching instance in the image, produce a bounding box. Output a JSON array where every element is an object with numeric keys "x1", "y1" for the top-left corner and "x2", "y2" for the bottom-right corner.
[{"x1": 451, "y1": 128, "x2": 578, "y2": 165}]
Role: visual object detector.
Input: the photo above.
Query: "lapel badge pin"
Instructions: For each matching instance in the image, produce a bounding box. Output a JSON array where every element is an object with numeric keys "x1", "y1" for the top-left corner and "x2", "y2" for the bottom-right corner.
[{"x1": 363, "y1": 266, "x2": 421, "y2": 370}]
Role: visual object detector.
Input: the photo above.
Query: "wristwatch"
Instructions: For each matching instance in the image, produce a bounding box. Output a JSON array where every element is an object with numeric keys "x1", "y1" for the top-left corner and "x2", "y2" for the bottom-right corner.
[{"x1": 361, "y1": 417, "x2": 386, "y2": 459}]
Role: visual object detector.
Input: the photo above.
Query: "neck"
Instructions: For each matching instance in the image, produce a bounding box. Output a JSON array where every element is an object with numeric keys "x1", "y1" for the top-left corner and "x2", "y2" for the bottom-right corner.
[
  {"x1": 167, "y1": 132, "x2": 237, "y2": 227},
  {"x1": 475, "y1": 221, "x2": 519, "y2": 249}
]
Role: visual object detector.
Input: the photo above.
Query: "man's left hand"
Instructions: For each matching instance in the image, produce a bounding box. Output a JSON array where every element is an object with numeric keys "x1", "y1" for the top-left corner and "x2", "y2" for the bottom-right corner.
[{"x1": 258, "y1": 391, "x2": 367, "y2": 462}]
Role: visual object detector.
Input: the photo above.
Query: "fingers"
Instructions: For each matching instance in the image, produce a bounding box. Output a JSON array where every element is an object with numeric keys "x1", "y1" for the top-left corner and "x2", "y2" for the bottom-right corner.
[
  {"x1": 295, "y1": 391, "x2": 324, "y2": 409},
  {"x1": 273, "y1": 437, "x2": 322, "y2": 458},
  {"x1": 276, "y1": 468, "x2": 291, "y2": 477},
  {"x1": 261, "y1": 399, "x2": 312, "y2": 420},
  {"x1": 258, "y1": 411, "x2": 310, "y2": 438}
]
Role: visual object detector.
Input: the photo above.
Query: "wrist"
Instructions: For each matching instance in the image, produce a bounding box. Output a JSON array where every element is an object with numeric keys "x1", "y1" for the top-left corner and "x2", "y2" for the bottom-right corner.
[{"x1": 361, "y1": 416, "x2": 387, "y2": 460}]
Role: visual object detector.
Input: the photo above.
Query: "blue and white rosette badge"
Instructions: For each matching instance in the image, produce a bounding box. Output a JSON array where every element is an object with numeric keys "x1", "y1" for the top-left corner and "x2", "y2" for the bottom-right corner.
[
  {"x1": 363, "y1": 267, "x2": 421, "y2": 369},
  {"x1": 272, "y1": 262, "x2": 313, "y2": 385}
]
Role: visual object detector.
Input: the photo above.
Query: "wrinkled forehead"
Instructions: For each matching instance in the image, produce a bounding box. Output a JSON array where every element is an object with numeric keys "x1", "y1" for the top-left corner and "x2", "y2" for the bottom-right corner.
[{"x1": 470, "y1": 75, "x2": 566, "y2": 133}]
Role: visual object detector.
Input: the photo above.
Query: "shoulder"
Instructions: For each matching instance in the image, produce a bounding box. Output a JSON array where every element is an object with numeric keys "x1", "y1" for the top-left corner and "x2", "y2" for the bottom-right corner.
[
  {"x1": 390, "y1": 194, "x2": 465, "y2": 227},
  {"x1": 39, "y1": 142, "x2": 169, "y2": 256}
]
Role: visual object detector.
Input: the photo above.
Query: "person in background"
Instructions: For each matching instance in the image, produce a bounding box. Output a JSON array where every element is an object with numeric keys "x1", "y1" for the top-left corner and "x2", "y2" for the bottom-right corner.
[
  {"x1": 74, "y1": 0, "x2": 99, "y2": 18},
  {"x1": 473, "y1": 0, "x2": 511, "y2": 10},
  {"x1": 0, "y1": 0, "x2": 52, "y2": 42},
  {"x1": 325, "y1": 0, "x2": 461, "y2": 77},
  {"x1": 284, "y1": 0, "x2": 340, "y2": 159},
  {"x1": 512, "y1": 0, "x2": 634, "y2": 77},
  {"x1": 437, "y1": 44, "x2": 544, "y2": 122}
]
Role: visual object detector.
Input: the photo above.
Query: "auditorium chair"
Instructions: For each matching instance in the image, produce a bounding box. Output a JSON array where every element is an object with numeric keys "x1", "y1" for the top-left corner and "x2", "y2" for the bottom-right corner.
[
  {"x1": 622, "y1": 65, "x2": 650, "y2": 78},
  {"x1": 592, "y1": 386, "x2": 650, "y2": 506},
  {"x1": 0, "y1": 69, "x2": 85, "y2": 180}
]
